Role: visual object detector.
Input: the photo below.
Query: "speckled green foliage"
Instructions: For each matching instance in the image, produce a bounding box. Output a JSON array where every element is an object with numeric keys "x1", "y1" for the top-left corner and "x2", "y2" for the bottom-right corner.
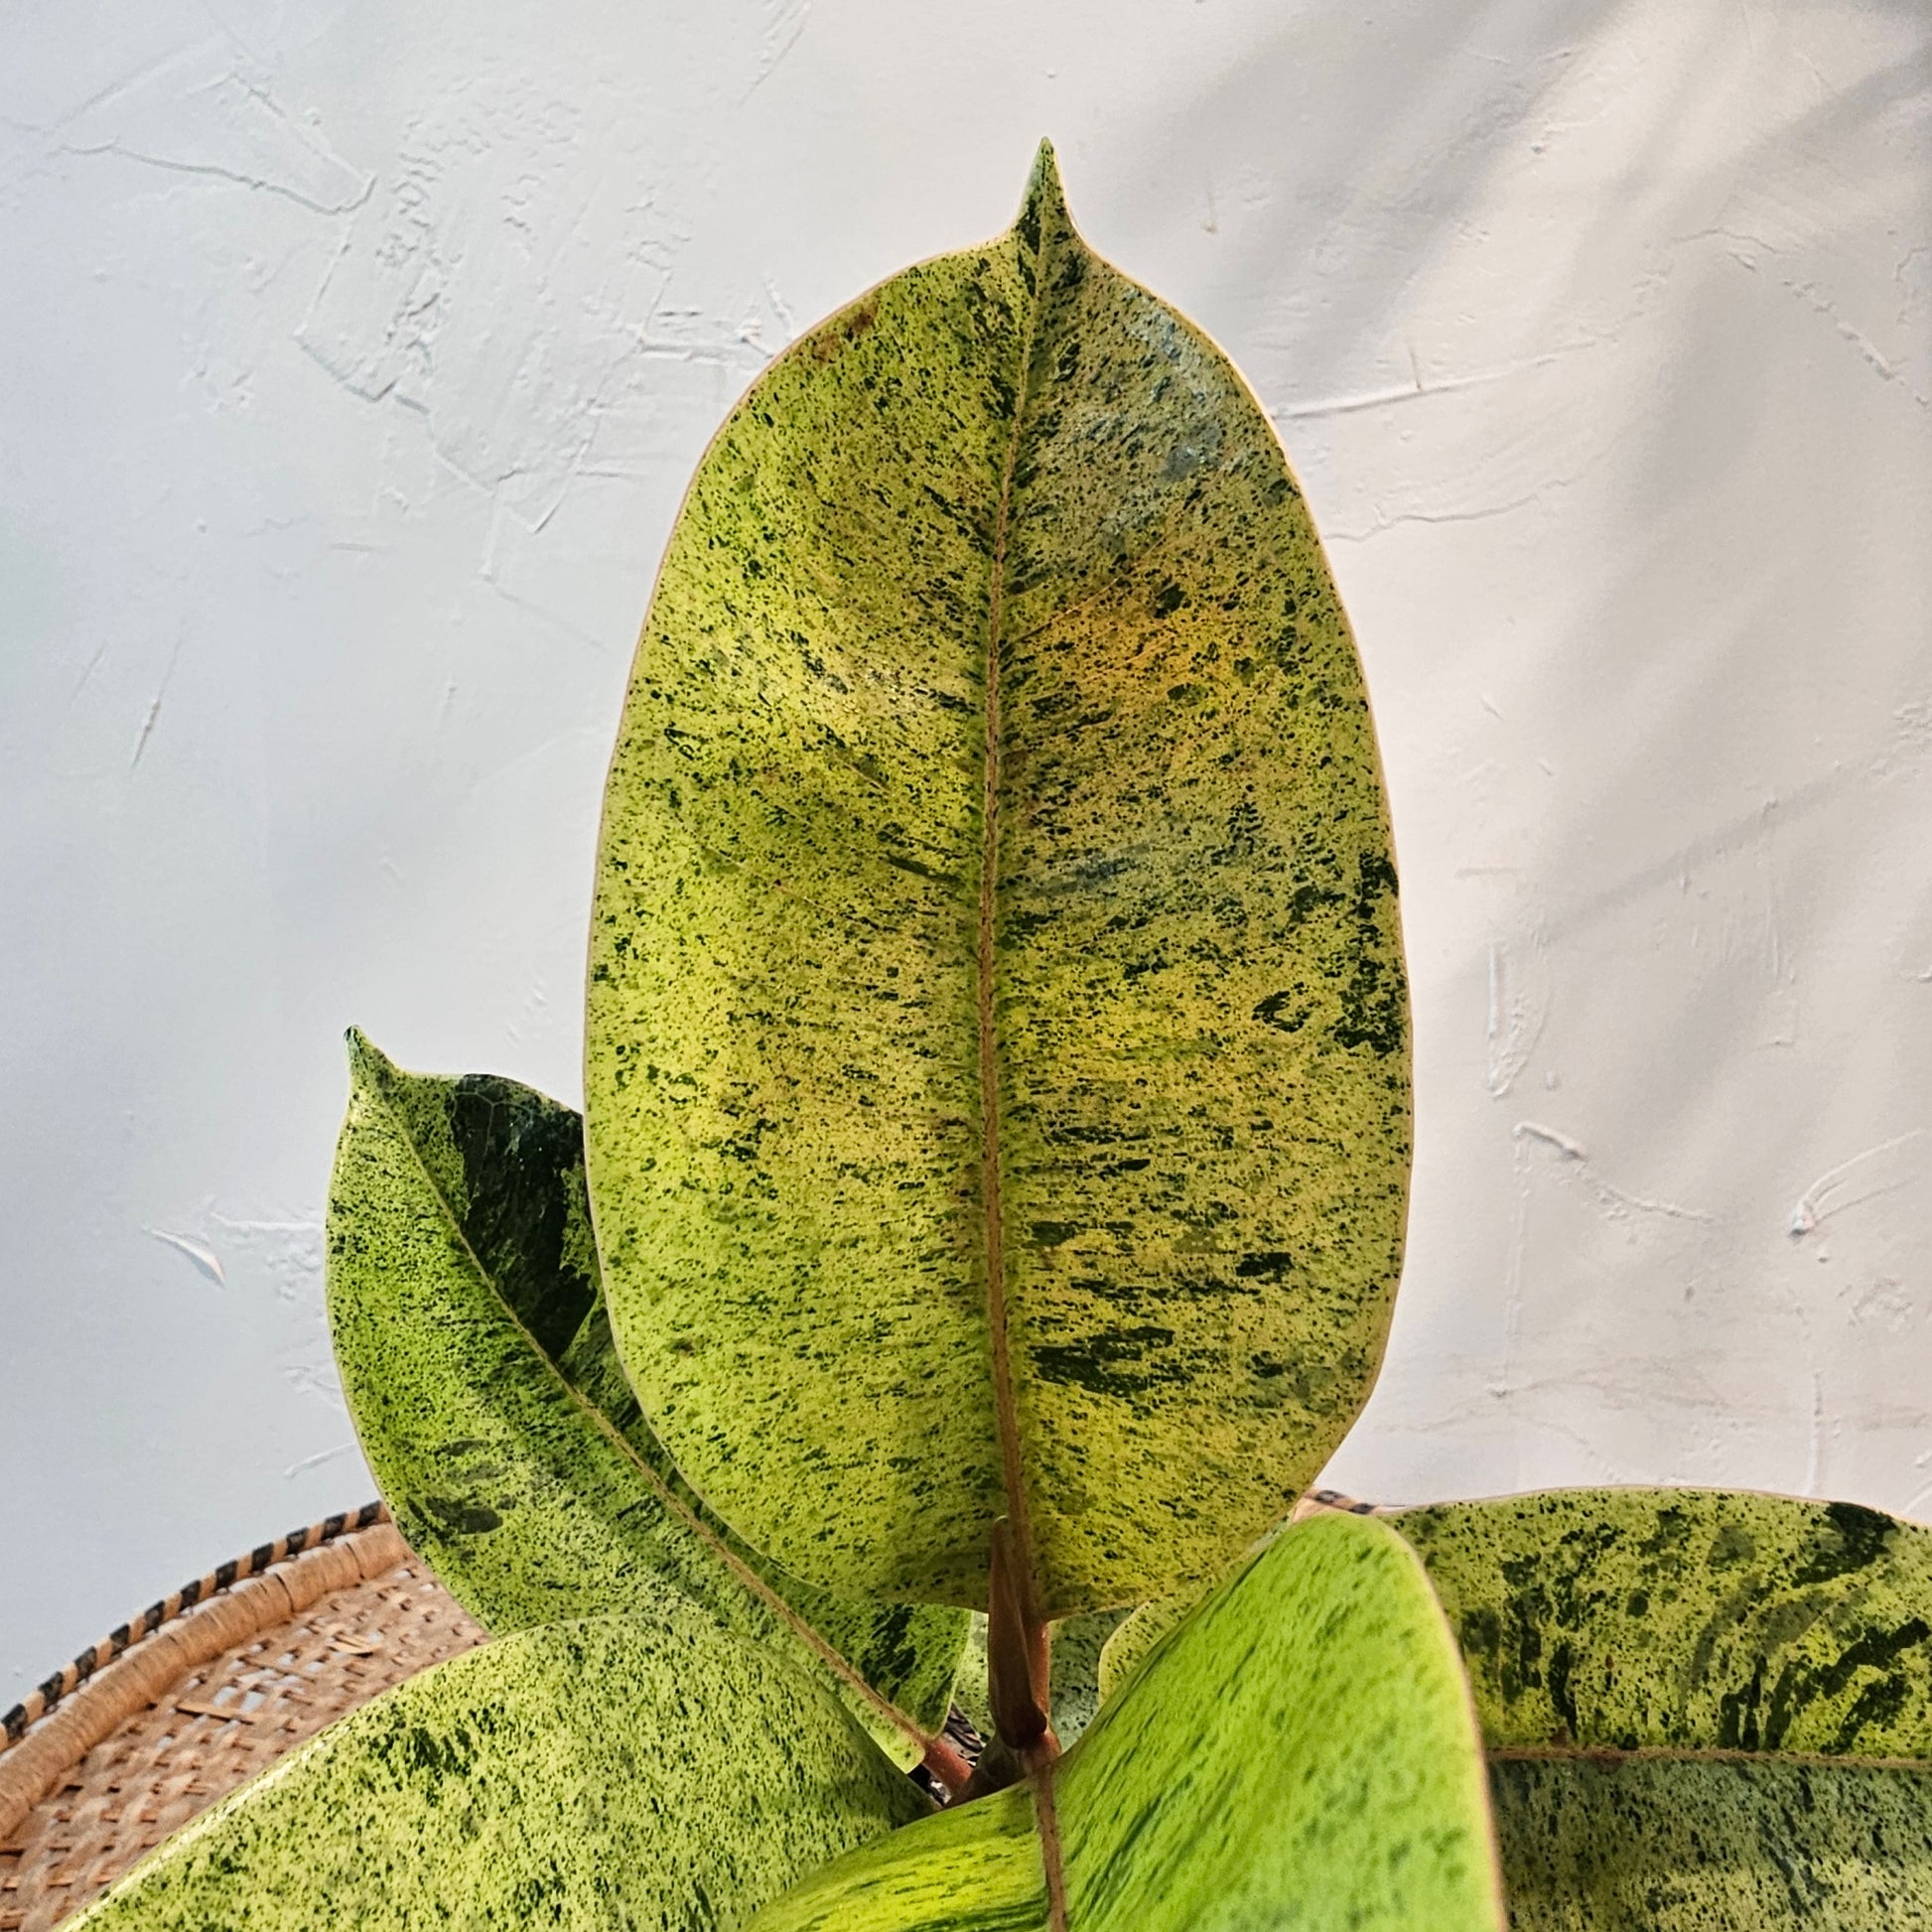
[
  {"x1": 1045, "y1": 1608, "x2": 1127, "y2": 1747},
  {"x1": 752, "y1": 1784, "x2": 1048, "y2": 1932},
  {"x1": 1493, "y1": 1758, "x2": 1932, "y2": 1929},
  {"x1": 1396, "y1": 1489, "x2": 1932, "y2": 1759},
  {"x1": 1094, "y1": 1587, "x2": 1189, "y2": 1705},
  {"x1": 586, "y1": 139, "x2": 1410, "y2": 1619},
  {"x1": 73, "y1": 1616, "x2": 927, "y2": 1932},
  {"x1": 749, "y1": 1512, "x2": 1505, "y2": 1932},
  {"x1": 326, "y1": 1034, "x2": 966, "y2": 1767}
]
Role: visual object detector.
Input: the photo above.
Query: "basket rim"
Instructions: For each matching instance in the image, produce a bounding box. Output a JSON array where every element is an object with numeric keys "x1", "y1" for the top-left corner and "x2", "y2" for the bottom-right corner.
[
  {"x1": 0, "y1": 1507, "x2": 415, "y2": 1852},
  {"x1": 2, "y1": 1501, "x2": 390, "y2": 1755}
]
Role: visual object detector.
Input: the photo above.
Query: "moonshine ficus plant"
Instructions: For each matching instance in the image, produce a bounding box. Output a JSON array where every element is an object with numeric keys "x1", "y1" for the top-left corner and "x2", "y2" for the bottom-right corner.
[{"x1": 76, "y1": 145, "x2": 1932, "y2": 1932}]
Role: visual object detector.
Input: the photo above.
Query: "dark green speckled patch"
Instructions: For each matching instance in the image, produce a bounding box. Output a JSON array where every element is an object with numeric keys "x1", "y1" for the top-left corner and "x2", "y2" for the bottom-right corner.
[{"x1": 586, "y1": 140, "x2": 1410, "y2": 1620}]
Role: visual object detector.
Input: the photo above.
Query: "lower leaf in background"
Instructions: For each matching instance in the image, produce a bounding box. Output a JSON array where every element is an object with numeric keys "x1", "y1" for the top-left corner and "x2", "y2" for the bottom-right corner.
[
  {"x1": 749, "y1": 1510, "x2": 1505, "y2": 1932},
  {"x1": 69, "y1": 1614, "x2": 926, "y2": 1932},
  {"x1": 1400, "y1": 1489, "x2": 1932, "y2": 1926},
  {"x1": 1039, "y1": 1609, "x2": 1126, "y2": 1750}
]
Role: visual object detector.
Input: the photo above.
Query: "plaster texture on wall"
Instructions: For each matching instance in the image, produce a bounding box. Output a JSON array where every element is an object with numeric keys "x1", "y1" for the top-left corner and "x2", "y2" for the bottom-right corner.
[{"x1": 2, "y1": 0, "x2": 1927, "y2": 1687}]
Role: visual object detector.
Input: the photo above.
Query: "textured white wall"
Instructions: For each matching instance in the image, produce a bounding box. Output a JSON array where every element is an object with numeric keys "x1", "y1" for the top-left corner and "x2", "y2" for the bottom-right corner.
[{"x1": 3, "y1": 0, "x2": 1928, "y2": 1690}]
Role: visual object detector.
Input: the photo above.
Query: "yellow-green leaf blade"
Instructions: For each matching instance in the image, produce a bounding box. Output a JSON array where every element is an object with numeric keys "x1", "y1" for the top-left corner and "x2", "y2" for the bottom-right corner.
[
  {"x1": 750, "y1": 1511, "x2": 1504, "y2": 1932},
  {"x1": 326, "y1": 1033, "x2": 964, "y2": 1766},
  {"x1": 1395, "y1": 1488, "x2": 1932, "y2": 1759},
  {"x1": 751, "y1": 1786, "x2": 1049, "y2": 1932},
  {"x1": 1056, "y1": 1510, "x2": 1502, "y2": 1930},
  {"x1": 587, "y1": 141, "x2": 1409, "y2": 1618},
  {"x1": 73, "y1": 1614, "x2": 927, "y2": 1932}
]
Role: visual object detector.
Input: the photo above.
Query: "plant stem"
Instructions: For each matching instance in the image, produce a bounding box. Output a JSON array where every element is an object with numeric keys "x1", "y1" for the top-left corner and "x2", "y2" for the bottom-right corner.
[
  {"x1": 920, "y1": 1735, "x2": 974, "y2": 1797},
  {"x1": 987, "y1": 1519, "x2": 1057, "y2": 1756}
]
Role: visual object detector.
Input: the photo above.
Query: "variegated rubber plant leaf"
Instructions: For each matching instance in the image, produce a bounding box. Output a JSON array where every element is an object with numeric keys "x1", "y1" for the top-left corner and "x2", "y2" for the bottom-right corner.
[
  {"x1": 326, "y1": 1034, "x2": 968, "y2": 1779},
  {"x1": 73, "y1": 1613, "x2": 927, "y2": 1931},
  {"x1": 747, "y1": 1510, "x2": 1504, "y2": 1932},
  {"x1": 1395, "y1": 1488, "x2": 1932, "y2": 1927},
  {"x1": 586, "y1": 139, "x2": 1410, "y2": 1623}
]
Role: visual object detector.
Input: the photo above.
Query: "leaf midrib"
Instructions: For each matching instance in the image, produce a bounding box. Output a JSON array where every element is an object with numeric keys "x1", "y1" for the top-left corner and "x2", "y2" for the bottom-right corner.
[
  {"x1": 362, "y1": 1070, "x2": 946, "y2": 1768},
  {"x1": 975, "y1": 178, "x2": 1071, "y2": 1932},
  {"x1": 977, "y1": 181, "x2": 1047, "y2": 1627}
]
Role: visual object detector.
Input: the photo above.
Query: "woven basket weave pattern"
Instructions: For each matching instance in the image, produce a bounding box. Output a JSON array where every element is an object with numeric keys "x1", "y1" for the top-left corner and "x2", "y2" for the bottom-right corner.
[{"x1": 0, "y1": 1524, "x2": 484, "y2": 1930}]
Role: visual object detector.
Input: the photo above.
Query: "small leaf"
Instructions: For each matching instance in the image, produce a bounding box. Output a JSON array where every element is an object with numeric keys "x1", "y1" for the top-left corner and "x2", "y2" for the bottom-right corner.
[
  {"x1": 1046, "y1": 1607, "x2": 1127, "y2": 1748},
  {"x1": 1397, "y1": 1488, "x2": 1932, "y2": 1927},
  {"x1": 327, "y1": 1033, "x2": 966, "y2": 1769},
  {"x1": 1095, "y1": 1589, "x2": 1188, "y2": 1705},
  {"x1": 749, "y1": 1511, "x2": 1504, "y2": 1931},
  {"x1": 587, "y1": 138, "x2": 1410, "y2": 1621},
  {"x1": 755, "y1": 1786, "x2": 1047, "y2": 1932},
  {"x1": 73, "y1": 1614, "x2": 928, "y2": 1931},
  {"x1": 951, "y1": 1612, "x2": 993, "y2": 1743}
]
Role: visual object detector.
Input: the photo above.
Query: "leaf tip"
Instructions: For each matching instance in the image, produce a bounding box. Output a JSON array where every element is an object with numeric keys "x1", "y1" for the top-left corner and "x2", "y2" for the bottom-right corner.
[
  {"x1": 1017, "y1": 137, "x2": 1076, "y2": 253},
  {"x1": 344, "y1": 1027, "x2": 394, "y2": 1090}
]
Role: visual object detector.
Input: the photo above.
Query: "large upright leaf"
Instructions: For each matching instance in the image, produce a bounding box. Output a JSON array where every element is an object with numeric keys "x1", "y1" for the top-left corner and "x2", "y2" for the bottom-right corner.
[
  {"x1": 748, "y1": 1511, "x2": 1504, "y2": 1932},
  {"x1": 327, "y1": 1034, "x2": 966, "y2": 1771},
  {"x1": 586, "y1": 140, "x2": 1410, "y2": 1619},
  {"x1": 74, "y1": 1614, "x2": 927, "y2": 1931},
  {"x1": 1396, "y1": 1488, "x2": 1932, "y2": 1927}
]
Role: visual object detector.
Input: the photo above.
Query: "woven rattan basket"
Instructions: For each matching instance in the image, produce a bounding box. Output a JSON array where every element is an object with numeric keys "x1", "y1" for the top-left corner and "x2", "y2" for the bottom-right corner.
[{"x1": 0, "y1": 1505, "x2": 484, "y2": 1931}]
